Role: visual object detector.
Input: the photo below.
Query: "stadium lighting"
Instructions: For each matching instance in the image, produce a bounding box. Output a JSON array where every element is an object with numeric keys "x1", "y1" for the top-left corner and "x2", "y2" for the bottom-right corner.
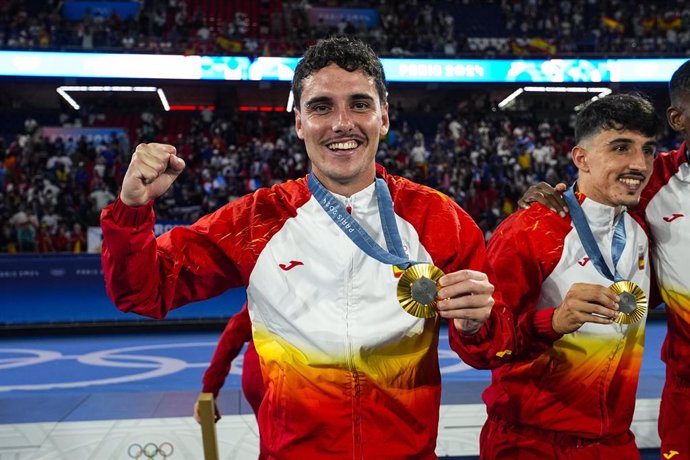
[
  {"x1": 497, "y1": 88, "x2": 524, "y2": 109},
  {"x1": 286, "y1": 90, "x2": 294, "y2": 112},
  {"x1": 56, "y1": 87, "x2": 80, "y2": 110},
  {"x1": 156, "y1": 88, "x2": 170, "y2": 111},
  {"x1": 574, "y1": 87, "x2": 613, "y2": 111},
  {"x1": 56, "y1": 85, "x2": 171, "y2": 111},
  {"x1": 498, "y1": 86, "x2": 613, "y2": 110}
]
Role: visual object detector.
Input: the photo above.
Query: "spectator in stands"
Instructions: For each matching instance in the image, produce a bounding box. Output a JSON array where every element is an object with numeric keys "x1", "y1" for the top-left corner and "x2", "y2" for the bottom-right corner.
[
  {"x1": 69, "y1": 222, "x2": 86, "y2": 253},
  {"x1": 101, "y1": 36, "x2": 510, "y2": 458},
  {"x1": 35, "y1": 222, "x2": 54, "y2": 253},
  {"x1": 484, "y1": 93, "x2": 662, "y2": 458},
  {"x1": 10, "y1": 204, "x2": 38, "y2": 252},
  {"x1": 89, "y1": 185, "x2": 115, "y2": 214},
  {"x1": 52, "y1": 223, "x2": 71, "y2": 252},
  {"x1": 4, "y1": 0, "x2": 690, "y2": 57}
]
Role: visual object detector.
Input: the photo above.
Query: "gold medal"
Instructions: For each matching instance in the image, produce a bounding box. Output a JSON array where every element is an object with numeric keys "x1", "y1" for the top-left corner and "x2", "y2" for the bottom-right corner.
[
  {"x1": 397, "y1": 263, "x2": 445, "y2": 318},
  {"x1": 609, "y1": 280, "x2": 647, "y2": 324}
]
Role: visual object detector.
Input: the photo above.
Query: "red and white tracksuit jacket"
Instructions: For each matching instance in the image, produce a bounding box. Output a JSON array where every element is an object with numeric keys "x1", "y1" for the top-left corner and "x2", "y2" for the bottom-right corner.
[
  {"x1": 100, "y1": 165, "x2": 514, "y2": 459},
  {"x1": 484, "y1": 192, "x2": 650, "y2": 442},
  {"x1": 638, "y1": 143, "x2": 690, "y2": 382},
  {"x1": 637, "y1": 142, "x2": 690, "y2": 457}
]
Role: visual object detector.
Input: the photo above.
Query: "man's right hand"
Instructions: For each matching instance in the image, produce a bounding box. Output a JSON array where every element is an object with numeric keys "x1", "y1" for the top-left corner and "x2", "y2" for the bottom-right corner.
[
  {"x1": 194, "y1": 400, "x2": 221, "y2": 424},
  {"x1": 120, "y1": 143, "x2": 186, "y2": 207},
  {"x1": 552, "y1": 283, "x2": 620, "y2": 334}
]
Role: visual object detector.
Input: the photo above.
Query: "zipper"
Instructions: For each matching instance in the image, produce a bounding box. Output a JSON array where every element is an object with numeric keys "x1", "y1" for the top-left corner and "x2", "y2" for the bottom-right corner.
[{"x1": 344, "y1": 240, "x2": 362, "y2": 458}]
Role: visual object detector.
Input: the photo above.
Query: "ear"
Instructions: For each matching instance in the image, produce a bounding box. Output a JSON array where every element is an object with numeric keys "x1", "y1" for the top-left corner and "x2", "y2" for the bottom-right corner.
[
  {"x1": 294, "y1": 109, "x2": 304, "y2": 140},
  {"x1": 667, "y1": 106, "x2": 686, "y2": 133},
  {"x1": 571, "y1": 145, "x2": 590, "y2": 172},
  {"x1": 379, "y1": 103, "x2": 390, "y2": 137}
]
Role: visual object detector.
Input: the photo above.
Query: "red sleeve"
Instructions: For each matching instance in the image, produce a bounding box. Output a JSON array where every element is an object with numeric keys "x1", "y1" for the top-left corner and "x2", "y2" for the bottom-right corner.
[
  {"x1": 100, "y1": 197, "x2": 242, "y2": 318},
  {"x1": 448, "y1": 296, "x2": 518, "y2": 369},
  {"x1": 240, "y1": 341, "x2": 265, "y2": 416},
  {"x1": 202, "y1": 303, "x2": 253, "y2": 397},
  {"x1": 100, "y1": 182, "x2": 306, "y2": 319},
  {"x1": 482, "y1": 205, "x2": 568, "y2": 362},
  {"x1": 429, "y1": 199, "x2": 517, "y2": 369},
  {"x1": 381, "y1": 168, "x2": 518, "y2": 370}
]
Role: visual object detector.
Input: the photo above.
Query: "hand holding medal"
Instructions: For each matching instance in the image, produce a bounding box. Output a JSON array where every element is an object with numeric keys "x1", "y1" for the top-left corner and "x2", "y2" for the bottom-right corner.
[
  {"x1": 397, "y1": 266, "x2": 495, "y2": 334},
  {"x1": 562, "y1": 186, "x2": 648, "y2": 326},
  {"x1": 433, "y1": 270, "x2": 496, "y2": 335},
  {"x1": 552, "y1": 283, "x2": 622, "y2": 334},
  {"x1": 309, "y1": 173, "x2": 494, "y2": 334}
]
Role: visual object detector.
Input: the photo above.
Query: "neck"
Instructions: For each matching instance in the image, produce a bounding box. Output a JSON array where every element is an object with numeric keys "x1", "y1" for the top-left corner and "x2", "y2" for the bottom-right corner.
[
  {"x1": 576, "y1": 182, "x2": 624, "y2": 216},
  {"x1": 311, "y1": 172, "x2": 376, "y2": 198}
]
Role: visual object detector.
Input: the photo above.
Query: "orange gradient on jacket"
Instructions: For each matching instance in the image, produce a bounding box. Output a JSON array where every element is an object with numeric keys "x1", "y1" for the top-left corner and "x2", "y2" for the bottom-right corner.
[
  {"x1": 662, "y1": 288, "x2": 690, "y2": 324},
  {"x1": 252, "y1": 323, "x2": 441, "y2": 455}
]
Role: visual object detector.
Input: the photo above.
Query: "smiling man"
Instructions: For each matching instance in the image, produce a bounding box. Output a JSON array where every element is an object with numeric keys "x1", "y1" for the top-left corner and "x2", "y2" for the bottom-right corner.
[
  {"x1": 480, "y1": 93, "x2": 662, "y2": 459},
  {"x1": 518, "y1": 61, "x2": 690, "y2": 460},
  {"x1": 100, "y1": 37, "x2": 515, "y2": 459}
]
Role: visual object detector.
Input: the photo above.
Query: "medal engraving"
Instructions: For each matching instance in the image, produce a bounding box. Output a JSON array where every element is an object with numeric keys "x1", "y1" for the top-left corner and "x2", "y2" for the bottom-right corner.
[
  {"x1": 618, "y1": 291, "x2": 637, "y2": 314},
  {"x1": 397, "y1": 263, "x2": 445, "y2": 318},
  {"x1": 411, "y1": 277, "x2": 437, "y2": 305}
]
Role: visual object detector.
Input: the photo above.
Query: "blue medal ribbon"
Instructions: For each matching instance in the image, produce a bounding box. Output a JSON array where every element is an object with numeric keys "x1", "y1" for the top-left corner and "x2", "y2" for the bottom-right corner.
[
  {"x1": 563, "y1": 184, "x2": 627, "y2": 282},
  {"x1": 308, "y1": 173, "x2": 419, "y2": 269}
]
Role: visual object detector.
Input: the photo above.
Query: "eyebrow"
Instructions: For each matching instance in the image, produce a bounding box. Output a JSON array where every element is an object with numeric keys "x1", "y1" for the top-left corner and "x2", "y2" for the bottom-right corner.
[
  {"x1": 349, "y1": 93, "x2": 375, "y2": 102},
  {"x1": 304, "y1": 96, "x2": 332, "y2": 109},
  {"x1": 606, "y1": 137, "x2": 658, "y2": 147},
  {"x1": 606, "y1": 137, "x2": 659, "y2": 149},
  {"x1": 606, "y1": 138, "x2": 634, "y2": 144},
  {"x1": 304, "y1": 93, "x2": 376, "y2": 109}
]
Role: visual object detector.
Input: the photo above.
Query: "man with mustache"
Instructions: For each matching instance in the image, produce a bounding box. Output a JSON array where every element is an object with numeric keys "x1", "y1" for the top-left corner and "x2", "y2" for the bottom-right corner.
[
  {"x1": 100, "y1": 36, "x2": 514, "y2": 459},
  {"x1": 481, "y1": 93, "x2": 661, "y2": 459},
  {"x1": 520, "y1": 60, "x2": 690, "y2": 459}
]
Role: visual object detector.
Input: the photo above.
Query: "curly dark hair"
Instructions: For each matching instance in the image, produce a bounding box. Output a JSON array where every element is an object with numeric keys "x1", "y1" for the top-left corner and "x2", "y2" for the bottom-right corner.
[
  {"x1": 575, "y1": 93, "x2": 662, "y2": 143},
  {"x1": 669, "y1": 60, "x2": 690, "y2": 107},
  {"x1": 291, "y1": 36, "x2": 387, "y2": 110}
]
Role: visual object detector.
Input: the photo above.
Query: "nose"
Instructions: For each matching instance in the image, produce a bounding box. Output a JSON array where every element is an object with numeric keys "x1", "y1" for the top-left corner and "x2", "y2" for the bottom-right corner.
[
  {"x1": 332, "y1": 106, "x2": 354, "y2": 132},
  {"x1": 629, "y1": 146, "x2": 650, "y2": 172}
]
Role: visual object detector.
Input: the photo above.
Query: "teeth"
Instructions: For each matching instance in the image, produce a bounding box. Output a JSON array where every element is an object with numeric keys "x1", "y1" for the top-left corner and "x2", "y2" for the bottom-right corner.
[
  {"x1": 328, "y1": 141, "x2": 358, "y2": 150},
  {"x1": 619, "y1": 178, "x2": 641, "y2": 186}
]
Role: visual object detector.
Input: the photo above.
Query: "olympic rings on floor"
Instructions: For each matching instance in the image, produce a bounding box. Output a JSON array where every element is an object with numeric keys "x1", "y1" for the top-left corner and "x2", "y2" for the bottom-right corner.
[{"x1": 127, "y1": 442, "x2": 174, "y2": 459}]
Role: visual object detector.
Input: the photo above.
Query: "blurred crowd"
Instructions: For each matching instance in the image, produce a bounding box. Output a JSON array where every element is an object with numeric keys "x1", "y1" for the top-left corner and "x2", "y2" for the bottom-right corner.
[
  {"x1": 0, "y1": 94, "x2": 682, "y2": 253},
  {"x1": 1, "y1": 0, "x2": 688, "y2": 253},
  {"x1": 1, "y1": 0, "x2": 689, "y2": 57}
]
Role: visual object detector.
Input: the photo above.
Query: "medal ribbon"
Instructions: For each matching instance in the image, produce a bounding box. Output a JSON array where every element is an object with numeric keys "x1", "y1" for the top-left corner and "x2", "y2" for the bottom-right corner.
[
  {"x1": 563, "y1": 184, "x2": 627, "y2": 282},
  {"x1": 308, "y1": 173, "x2": 418, "y2": 269}
]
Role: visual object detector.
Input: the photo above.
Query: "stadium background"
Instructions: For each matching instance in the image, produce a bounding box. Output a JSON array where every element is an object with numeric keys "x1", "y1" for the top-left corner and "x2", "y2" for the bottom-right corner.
[{"x1": 1, "y1": 0, "x2": 688, "y2": 458}]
